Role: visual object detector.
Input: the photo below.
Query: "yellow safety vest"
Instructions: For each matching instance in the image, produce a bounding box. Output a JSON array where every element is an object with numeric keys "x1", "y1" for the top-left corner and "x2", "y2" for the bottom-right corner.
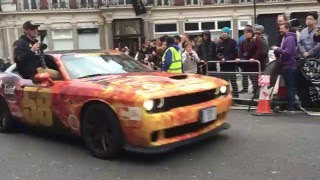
[{"x1": 162, "y1": 47, "x2": 182, "y2": 73}]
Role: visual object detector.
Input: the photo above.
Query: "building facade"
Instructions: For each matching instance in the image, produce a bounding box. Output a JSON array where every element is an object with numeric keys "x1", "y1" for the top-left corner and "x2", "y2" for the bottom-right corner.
[{"x1": 0, "y1": 0, "x2": 319, "y2": 60}]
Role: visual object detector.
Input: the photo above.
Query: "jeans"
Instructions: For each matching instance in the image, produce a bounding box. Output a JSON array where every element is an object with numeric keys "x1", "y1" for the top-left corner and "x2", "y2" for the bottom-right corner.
[
  {"x1": 281, "y1": 68, "x2": 297, "y2": 109},
  {"x1": 221, "y1": 74, "x2": 239, "y2": 98},
  {"x1": 242, "y1": 75, "x2": 258, "y2": 93}
]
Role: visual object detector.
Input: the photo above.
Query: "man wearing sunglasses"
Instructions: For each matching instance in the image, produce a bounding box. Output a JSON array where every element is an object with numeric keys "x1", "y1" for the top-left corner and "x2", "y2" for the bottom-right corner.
[{"x1": 14, "y1": 21, "x2": 59, "y2": 80}]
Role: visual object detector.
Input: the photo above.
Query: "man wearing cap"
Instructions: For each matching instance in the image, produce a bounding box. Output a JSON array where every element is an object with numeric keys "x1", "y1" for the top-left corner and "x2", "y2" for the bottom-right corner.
[
  {"x1": 14, "y1": 21, "x2": 61, "y2": 80},
  {"x1": 161, "y1": 37, "x2": 183, "y2": 73},
  {"x1": 216, "y1": 27, "x2": 239, "y2": 98}
]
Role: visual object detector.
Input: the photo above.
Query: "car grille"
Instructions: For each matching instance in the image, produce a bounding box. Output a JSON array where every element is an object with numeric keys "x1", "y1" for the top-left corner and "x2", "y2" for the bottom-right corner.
[
  {"x1": 164, "y1": 113, "x2": 226, "y2": 139},
  {"x1": 166, "y1": 89, "x2": 217, "y2": 109},
  {"x1": 150, "y1": 89, "x2": 218, "y2": 113},
  {"x1": 151, "y1": 113, "x2": 226, "y2": 142}
]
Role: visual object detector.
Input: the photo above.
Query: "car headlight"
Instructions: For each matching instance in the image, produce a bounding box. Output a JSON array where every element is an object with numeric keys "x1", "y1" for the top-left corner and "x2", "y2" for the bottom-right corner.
[
  {"x1": 220, "y1": 86, "x2": 227, "y2": 94},
  {"x1": 143, "y1": 100, "x2": 154, "y2": 111},
  {"x1": 143, "y1": 98, "x2": 166, "y2": 112},
  {"x1": 215, "y1": 85, "x2": 230, "y2": 96}
]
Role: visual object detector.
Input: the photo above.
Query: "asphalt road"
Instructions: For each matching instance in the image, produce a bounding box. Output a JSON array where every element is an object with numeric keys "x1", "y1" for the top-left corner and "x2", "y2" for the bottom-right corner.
[{"x1": 0, "y1": 110, "x2": 319, "y2": 180}]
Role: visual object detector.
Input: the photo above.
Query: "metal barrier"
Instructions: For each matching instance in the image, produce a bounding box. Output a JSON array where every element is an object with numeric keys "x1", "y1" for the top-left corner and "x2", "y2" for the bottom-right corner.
[{"x1": 205, "y1": 60, "x2": 262, "y2": 109}]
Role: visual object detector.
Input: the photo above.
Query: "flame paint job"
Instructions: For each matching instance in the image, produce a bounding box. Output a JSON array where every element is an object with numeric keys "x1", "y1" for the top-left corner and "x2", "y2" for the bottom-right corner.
[{"x1": 0, "y1": 52, "x2": 232, "y2": 148}]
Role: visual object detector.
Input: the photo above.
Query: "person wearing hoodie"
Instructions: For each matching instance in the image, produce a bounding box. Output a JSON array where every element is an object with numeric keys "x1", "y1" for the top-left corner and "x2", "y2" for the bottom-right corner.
[
  {"x1": 197, "y1": 30, "x2": 218, "y2": 74},
  {"x1": 274, "y1": 22, "x2": 298, "y2": 111},
  {"x1": 161, "y1": 37, "x2": 183, "y2": 73}
]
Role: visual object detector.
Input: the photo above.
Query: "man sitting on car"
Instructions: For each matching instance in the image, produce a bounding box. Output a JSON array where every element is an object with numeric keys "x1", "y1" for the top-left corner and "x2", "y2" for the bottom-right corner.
[{"x1": 14, "y1": 21, "x2": 61, "y2": 80}]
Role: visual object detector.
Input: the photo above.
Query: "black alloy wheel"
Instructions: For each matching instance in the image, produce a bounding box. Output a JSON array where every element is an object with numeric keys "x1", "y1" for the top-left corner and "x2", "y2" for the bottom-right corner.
[
  {"x1": 82, "y1": 103, "x2": 124, "y2": 159},
  {"x1": 0, "y1": 97, "x2": 15, "y2": 133}
]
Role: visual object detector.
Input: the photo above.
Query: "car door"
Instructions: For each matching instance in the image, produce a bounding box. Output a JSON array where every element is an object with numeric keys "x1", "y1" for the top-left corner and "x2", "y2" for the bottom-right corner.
[{"x1": 22, "y1": 85, "x2": 54, "y2": 127}]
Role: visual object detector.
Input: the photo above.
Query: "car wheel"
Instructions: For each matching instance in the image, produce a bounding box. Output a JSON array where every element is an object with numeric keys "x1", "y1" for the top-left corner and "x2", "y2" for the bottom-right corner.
[
  {"x1": 82, "y1": 103, "x2": 124, "y2": 160},
  {"x1": 0, "y1": 97, "x2": 16, "y2": 133}
]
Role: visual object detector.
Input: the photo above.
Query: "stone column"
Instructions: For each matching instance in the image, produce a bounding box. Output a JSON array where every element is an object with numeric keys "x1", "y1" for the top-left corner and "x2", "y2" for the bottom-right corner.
[
  {"x1": 232, "y1": 17, "x2": 239, "y2": 41},
  {"x1": 143, "y1": 18, "x2": 150, "y2": 41},
  {"x1": 0, "y1": 28, "x2": 4, "y2": 59},
  {"x1": 148, "y1": 20, "x2": 154, "y2": 40},
  {"x1": 102, "y1": 13, "x2": 113, "y2": 50},
  {"x1": 98, "y1": 23, "x2": 106, "y2": 50},
  {"x1": 72, "y1": 23, "x2": 79, "y2": 50},
  {"x1": 178, "y1": 17, "x2": 184, "y2": 35},
  {"x1": 46, "y1": 25, "x2": 54, "y2": 51}
]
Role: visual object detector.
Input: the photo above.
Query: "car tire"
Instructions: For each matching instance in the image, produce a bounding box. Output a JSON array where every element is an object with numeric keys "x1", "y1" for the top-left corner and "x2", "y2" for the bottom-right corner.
[
  {"x1": 82, "y1": 103, "x2": 124, "y2": 160},
  {"x1": 0, "y1": 96, "x2": 16, "y2": 133}
]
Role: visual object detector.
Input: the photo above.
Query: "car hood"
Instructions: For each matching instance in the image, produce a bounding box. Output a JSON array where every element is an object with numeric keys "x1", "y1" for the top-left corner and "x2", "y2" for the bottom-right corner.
[{"x1": 79, "y1": 72, "x2": 228, "y2": 99}]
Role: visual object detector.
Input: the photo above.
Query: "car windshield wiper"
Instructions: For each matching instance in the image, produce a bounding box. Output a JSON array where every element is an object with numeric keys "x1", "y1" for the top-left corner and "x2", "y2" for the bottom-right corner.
[{"x1": 78, "y1": 73, "x2": 110, "y2": 79}]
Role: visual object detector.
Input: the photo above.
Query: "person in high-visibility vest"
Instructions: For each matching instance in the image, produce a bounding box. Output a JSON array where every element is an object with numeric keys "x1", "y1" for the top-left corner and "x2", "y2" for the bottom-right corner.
[{"x1": 161, "y1": 37, "x2": 183, "y2": 73}]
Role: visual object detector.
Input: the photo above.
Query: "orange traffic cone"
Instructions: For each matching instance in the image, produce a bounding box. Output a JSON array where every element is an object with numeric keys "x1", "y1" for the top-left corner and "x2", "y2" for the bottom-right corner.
[{"x1": 253, "y1": 75, "x2": 274, "y2": 116}]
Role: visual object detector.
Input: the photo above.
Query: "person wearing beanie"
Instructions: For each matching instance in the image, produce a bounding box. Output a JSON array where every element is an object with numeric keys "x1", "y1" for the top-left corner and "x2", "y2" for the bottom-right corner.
[
  {"x1": 298, "y1": 11, "x2": 320, "y2": 59},
  {"x1": 254, "y1": 24, "x2": 269, "y2": 71},
  {"x1": 161, "y1": 37, "x2": 183, "y2": 73},
  {"x1": 217, "y1": 27, "x2": 239, "y2": 98}
]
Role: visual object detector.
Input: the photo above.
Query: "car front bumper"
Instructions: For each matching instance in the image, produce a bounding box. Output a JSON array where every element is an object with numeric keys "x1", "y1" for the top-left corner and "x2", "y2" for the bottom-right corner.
[{"x1": 124, "y1": 122, "x2": 230, "y2": 154}]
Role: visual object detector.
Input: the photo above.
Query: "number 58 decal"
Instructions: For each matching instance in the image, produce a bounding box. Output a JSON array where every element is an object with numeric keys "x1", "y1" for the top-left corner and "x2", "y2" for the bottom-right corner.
[{"x1": 23, "y1": 87, "x2": 53, "y2": 127}]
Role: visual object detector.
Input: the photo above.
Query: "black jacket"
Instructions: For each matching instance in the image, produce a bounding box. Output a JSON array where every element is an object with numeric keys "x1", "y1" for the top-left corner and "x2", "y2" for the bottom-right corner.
[
  {"x1": 197, "y1": 30, "x2": 217, "y2": 61},
  {"x1": 14, "y1": 35, "x2": 41, "y2": 79},
  {"x1": 217, "y1": 37, "x2": 238, "y2": 72}
]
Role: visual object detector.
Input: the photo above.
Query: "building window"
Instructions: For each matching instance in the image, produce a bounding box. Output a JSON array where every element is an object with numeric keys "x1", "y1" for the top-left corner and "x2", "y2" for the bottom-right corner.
[
  {"x1": 51, "y1": 0, "x2": 67, "y2": 8},
  {"x1": 185, "y1": 23, "x2": 199, "y2": 31},
  {"x1": 237, "y1": 19, "x2": 252, "y2": 30},
  {"x1": 23, "y1": 0, "x2": 38, "y2": 9},
  {"x1": 218, "y1": 21, "x2": 231, "y2": 29},
  {"x1": 201, "y1": 22, "x2": 215, "y2": 30},
  {"x1": 78, "y1": 28, "x2": 100, "y2": 49},
  {"x1": 52, "y1": 29, "x2": 73, "y2": 50},
  {"x1": 155, "y1": 23, "x2": 177, "y2": 33}
]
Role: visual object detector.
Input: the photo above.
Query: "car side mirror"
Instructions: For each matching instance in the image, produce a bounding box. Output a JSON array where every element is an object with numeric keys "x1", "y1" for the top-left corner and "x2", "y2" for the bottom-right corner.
[{"x1": 33, "y1": 72, "x2": 54, "y2": 86}]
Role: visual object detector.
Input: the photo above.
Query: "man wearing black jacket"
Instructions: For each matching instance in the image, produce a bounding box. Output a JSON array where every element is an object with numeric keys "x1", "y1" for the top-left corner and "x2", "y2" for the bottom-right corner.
[
  {"x1": 14, "y1": 21, "x2": 60, "y2": 80},
  {"x1": 14, "y1": 21, "x2": 42, "y2": 79},
  {"x1": 217, "y1": 27, "x2": 239, "y2": 98},
  {"x1": 197, "y1": 30, "x2": 217, "y2": 74}
]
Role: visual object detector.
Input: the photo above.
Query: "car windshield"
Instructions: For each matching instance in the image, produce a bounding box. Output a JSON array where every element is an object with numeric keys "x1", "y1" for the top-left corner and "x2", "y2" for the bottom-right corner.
[{"x1": 61, "y1": 54, "x2": 150, "y2": 79}]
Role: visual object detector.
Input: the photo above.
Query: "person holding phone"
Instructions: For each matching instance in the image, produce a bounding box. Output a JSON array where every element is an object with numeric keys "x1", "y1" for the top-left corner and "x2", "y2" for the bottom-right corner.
[
  {"x1": 182, "y1": 41, "x2": 203, "y2": 73},
  {"x1": 14, "y1": 21, "x2": 61, "y2": 80}
]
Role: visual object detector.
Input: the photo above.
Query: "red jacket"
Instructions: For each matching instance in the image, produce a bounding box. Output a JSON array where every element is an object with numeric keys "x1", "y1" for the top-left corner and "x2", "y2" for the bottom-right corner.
[{"x1": 239, "y1": 36, "x2": 264, "y2": 72}]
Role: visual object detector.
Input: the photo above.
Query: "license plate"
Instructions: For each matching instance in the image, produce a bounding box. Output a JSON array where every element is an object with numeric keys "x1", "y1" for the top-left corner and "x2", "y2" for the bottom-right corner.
[{"x1": 200, "y1": 107, "x2": 217, "y2": 123}]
